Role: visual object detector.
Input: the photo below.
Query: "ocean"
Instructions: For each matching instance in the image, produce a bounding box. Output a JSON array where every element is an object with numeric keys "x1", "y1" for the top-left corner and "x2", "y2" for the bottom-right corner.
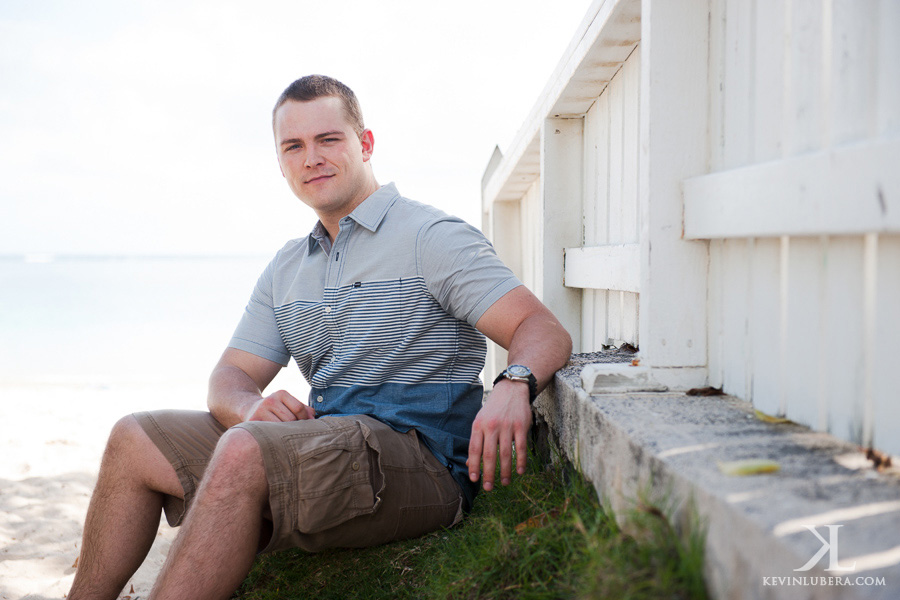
[{"x1": 0, "y1": 255, "x2": 308, "y2": 398}]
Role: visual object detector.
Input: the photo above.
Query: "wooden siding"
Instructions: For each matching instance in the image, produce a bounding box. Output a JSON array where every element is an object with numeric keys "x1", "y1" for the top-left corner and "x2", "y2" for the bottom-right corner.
[
  {"x1": 577, "y1": 45, "x2": 641, "y2": 351},
  {"x1": 689, "y1": 0, "x2": 900, "y2": 453}
]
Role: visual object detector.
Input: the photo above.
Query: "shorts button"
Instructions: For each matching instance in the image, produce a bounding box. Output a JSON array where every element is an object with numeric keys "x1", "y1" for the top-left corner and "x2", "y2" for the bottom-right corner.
[
  {"x1": 351, "y1": 461, "x2": 360, "y2": 471},
  {"x1": 316, "y1": 395, "x2": 323, "y2": 403}
]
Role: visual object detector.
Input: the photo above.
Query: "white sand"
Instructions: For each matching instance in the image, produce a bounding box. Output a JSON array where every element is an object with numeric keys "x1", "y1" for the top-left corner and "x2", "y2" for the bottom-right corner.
[{"x1": 0, "y1": 382, "x2": 209, "y2": 600}]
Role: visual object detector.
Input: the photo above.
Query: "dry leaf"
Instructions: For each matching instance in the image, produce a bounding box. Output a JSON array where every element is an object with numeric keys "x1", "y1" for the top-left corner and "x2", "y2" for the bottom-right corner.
[
  {"x1": 515, "y1": 509, "x2": 557, "y2": 533},
  {"x1": 753, "y1": 409, "x2": 793, "y2": 424},
  {"x1": 866, "y1": 447, "x2": 893, "y2": 471},
  {"x1": 717, "y1": 459, "x2": 780, "y2": 476},
  {"x1": 631, "y1": 358, "x2": 640, "y2": 366},
  {"x1": 72, "y1": 556, "x2": 78, "y2": 569},
  {"x1": 686, "y1": 386, "x2": 723, "y2": 396}
]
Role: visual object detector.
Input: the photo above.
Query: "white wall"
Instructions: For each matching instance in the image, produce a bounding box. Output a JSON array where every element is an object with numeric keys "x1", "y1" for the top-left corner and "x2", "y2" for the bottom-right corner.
[
  {"x1": 686, "y1": 0, "x2": 900, "y2": 452},
  {"x1": 579, "y1": 46, "x2": 641, "y2": 351},
  {"x1": 483, "y1": 0, "x2": 899, "y2": 454}
]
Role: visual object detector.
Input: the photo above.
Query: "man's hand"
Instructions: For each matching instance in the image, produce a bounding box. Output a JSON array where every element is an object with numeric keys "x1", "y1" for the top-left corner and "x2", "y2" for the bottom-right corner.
[
  {"x1": 245, "y1": 389, "x2": 316, "y2": 422},
  {"x1": 467, "y1": 379, "x2": 533, "y2": 491}
]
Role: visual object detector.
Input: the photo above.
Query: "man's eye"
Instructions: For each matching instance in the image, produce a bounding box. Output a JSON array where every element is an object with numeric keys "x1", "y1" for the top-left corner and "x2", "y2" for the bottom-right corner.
[
  {"x1": 323, "y1": 138, "x2": 338, "y2": 143},
  {"x1": 287, "y1": 144, "x2": 301, "y2": 151}
]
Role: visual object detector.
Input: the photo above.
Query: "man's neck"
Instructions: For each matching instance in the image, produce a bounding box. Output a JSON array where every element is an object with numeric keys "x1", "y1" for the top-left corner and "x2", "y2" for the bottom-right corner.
[{"x1": 318, "y1": 179, "x2": 380, "y2": 242}]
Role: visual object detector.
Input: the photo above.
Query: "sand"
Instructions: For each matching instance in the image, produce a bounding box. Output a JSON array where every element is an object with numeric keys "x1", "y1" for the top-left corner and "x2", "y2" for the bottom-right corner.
[{"x1": 0, "y1": 382, "x2": 209, "y2": 600}]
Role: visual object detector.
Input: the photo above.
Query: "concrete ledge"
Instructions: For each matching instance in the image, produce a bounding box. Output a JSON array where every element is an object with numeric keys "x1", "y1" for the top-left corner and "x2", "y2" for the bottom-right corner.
[{"x1": 534, "y1": 360, "x2": 900, "y2": 600}]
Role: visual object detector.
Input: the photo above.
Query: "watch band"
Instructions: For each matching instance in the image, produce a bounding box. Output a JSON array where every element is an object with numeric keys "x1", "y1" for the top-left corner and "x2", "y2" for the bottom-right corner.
[{"x1": 493, "y1": 366, "x2": 538, "y2": 404}]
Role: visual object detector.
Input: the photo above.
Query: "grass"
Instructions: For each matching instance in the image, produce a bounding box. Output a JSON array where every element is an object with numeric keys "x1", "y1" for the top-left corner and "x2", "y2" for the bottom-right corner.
[{"x1": 234, "y1": 456, "x2": 708, "y2": 600}]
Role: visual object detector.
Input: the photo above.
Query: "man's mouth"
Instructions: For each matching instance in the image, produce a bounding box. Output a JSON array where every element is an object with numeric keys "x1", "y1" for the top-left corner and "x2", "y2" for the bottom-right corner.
[{"x1": 305, "y1": 174, "x2": 334, "y2": 185}]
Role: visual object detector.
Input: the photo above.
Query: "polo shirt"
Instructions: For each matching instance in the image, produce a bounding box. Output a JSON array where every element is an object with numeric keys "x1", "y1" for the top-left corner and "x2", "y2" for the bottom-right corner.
[{"x1": 228, "y1": 183, "x2": 522, "y2": 506}]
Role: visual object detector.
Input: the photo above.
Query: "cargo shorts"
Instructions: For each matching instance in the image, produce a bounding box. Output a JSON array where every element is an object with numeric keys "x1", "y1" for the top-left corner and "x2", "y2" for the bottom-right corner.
[{"x1": 134, "y1": 410, "x2": 464, "y2": 553}]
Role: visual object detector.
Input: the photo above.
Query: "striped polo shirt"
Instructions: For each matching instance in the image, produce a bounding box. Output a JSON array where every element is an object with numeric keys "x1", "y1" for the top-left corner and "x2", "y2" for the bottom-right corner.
[{"x1": 228, "y1": 183, "x2": 522, "y2": 505}]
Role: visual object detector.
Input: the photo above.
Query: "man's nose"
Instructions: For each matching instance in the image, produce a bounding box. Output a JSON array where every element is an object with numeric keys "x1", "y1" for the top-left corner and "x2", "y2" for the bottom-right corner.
[{"x1": 304, "y1": 146, "x2": 324, "y2": 168}]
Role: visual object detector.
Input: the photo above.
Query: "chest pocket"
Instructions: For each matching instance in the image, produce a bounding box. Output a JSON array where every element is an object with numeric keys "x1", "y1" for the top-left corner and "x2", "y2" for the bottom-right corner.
[{"x1": 336, "y1": 278, "x2": 405, "y2": 355}]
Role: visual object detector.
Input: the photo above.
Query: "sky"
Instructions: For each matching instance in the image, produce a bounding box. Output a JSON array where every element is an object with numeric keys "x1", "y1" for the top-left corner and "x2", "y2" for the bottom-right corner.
[{"x1": 0, "y1": 0, "x2": 593, "y2": 257}]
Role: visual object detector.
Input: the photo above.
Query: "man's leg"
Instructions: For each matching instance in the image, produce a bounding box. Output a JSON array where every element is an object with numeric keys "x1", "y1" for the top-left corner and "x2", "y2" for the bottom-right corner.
[
  {"x1": 68, "y1": 415, "x2": 184, "y2": 600},
  {"x1": 149, "y1": 427, "x2": 269, "y2": 600}
]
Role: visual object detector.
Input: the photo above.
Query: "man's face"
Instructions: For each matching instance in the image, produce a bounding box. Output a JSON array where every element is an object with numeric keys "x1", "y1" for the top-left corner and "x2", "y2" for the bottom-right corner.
[{"x1": 274, "y1": 96, "x2": 374, "y2": 219}]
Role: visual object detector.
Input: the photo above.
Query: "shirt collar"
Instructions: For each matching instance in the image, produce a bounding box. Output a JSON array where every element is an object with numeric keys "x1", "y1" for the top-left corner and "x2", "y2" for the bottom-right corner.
[
  {"x1": 308, "y1": 221, "x2": 332, "y2": 255},
  {"x1": 306, "y1": 183, "x2": 400, "y2": 254}
]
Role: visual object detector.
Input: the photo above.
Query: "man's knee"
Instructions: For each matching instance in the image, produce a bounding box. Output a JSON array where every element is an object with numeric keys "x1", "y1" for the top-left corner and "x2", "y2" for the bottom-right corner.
[
  {"x1": 105, "y1": 414, "x2": 183, "y2": 496},
  {"x1": 204, "y1": 428, "x2": 268, "y2": 497},
  {"x1": 107, "y1": 414, "x2": 151, "y2": 456}
]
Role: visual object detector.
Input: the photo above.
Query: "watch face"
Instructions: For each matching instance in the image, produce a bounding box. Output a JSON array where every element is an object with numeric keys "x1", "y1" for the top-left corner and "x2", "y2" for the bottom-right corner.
[{"x1": 507, "y1": 364, "x2": 531, "y2": 378}]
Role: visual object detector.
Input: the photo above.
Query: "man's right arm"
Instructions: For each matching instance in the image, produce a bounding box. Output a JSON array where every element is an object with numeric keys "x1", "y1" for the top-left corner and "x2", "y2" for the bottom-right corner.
[{"x1": 208, "y1": 347, "x2": 315, "y2": 428}]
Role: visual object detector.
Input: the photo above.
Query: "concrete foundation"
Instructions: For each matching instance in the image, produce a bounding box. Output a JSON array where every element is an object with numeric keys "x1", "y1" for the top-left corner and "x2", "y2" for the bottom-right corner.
[{"x1": 533, "y1": 357, "x2": 900, "y2": 600}]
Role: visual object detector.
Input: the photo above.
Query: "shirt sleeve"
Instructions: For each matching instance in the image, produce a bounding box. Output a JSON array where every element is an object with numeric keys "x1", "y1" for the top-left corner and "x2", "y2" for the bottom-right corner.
[
  {"x1": 417, "y1": 217, "x2": 523, "y2": 327},
  {"x1": 227, "y1": 254, "x2": 292, "y2": 366}
]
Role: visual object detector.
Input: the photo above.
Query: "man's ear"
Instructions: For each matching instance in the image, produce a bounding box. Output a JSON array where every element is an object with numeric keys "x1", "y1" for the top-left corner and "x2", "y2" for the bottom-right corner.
[{"x1": 360, "y1": 129, "x2": 375, "y2": 162}]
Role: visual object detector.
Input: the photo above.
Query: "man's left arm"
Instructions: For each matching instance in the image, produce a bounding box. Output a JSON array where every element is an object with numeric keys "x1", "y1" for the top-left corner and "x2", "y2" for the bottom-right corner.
[{"x1": 468, "y1": 285, "x2": 572, "y2": 491}]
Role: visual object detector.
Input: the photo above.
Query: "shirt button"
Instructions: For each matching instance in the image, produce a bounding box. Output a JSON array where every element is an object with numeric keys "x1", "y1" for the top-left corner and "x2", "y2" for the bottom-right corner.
[
  {"x1": 324, "y1": 306, "x2": 332, "y2": 313},
  {"x1": 316, "y1": 395, "x2": 323, "y2": 403},
  {"x1": 351, "y1": 461, "x2": 360, "y2": 471}
]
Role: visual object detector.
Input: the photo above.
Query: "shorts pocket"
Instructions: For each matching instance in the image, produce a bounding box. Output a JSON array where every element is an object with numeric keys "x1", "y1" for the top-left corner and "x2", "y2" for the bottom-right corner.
[
  {"x1": 393, "y1": 497, "x2": 463, "y2": 541},
  {"x1": 286, "y1": 422, "x2": 381, "y2": 534}
]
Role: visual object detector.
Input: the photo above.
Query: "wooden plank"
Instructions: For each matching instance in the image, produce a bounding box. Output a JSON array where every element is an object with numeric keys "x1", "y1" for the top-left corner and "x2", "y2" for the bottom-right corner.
[
  {"x1": 622, "y1": 291, "x2": 639, "y2": 345},
  {"x1": 581, "y1": 289, "x2": 596, "y2": 352},
  {"x1": 708, "y1": 0, "x2": 727, "y2": 172},
  {"x1": 585, "y1": 91, "x2": 611, "y2": 245},
  {"x1": 583, "y1": 97, "x2": 599, "y2": 246},
  {"x1": 683, "y1": 137, "x2": 900, "y2": 239},
  {"x1": 540, "y1": 117, "x2": 584, "y2": 349},
  {"x1": 722, "y1": 0, "x2": 754, "y2": 169},
  {"x1": 521, "y1": 180, "x2": 541, "y2": 293},
  {"x1": 582, "y1": 92, "x2": 611, "y2": 351},
  {"x1": 608, "y1": 68, "x2": 625, "y2": 244},
  {"x1": 638, "y1": 0, "x2": 709, "y2": 367},
  {"x1": 831, "y1": 0, "x2": 877, "y2": 144},
  {"x1": 721, "y1": 239, "x2": 750, "y2": 399},
  {"x1": 753, "y1": 0, "x2": 787, "y2": 162},
  {"x1": 596, "y1": 290, "x2": 610, "y2": 348},
  {"x1": 823, "y1": 236, "x2": 865, "y2": 444},
  {"x1": 748, "y1": 237, "x2": 781, "y2": 416},
  {"x1": 608, "y1": 289, "x2": 623, "y2": 342},
  {"x1": 876, "y1": 0, "x2": 900, "y2": 136},
  {"x1": 564, "y1": 243, "x2": 641, "y2": 292},
  {"x1": 862, "y1": 233, "x2": 878, "y2": 447},
  {"x1": 708, "y1": 239, "x2": 725, "y2": 388},
  {"x1": 786, "y1": 0, "x2": 825, "y2": 155},
  {"x1": 621, "y1": 47, "x2": 640, "y2": 243},
  {"x1": 784, "y1": 237, "x2": 825, "y2": 429},
  {"x1": 491, "y1": 202, "x2": 523, "y2": 281},
  {"x1": 873, "y1": 235, "x2": 900, "y2": 455}
]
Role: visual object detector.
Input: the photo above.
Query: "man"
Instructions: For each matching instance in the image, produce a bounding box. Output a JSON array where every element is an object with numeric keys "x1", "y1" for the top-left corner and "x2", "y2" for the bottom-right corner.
[{"x1": 68, "y1": 75, "x2": 571, "y2": 600}]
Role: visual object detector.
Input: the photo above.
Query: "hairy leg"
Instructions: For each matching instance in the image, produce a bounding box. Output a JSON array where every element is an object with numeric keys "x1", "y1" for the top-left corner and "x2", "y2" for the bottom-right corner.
[
  {"x1": 68, "y1": 415, "x2": 183, "y2": 600},
  {"x1": 149, "y1": 427, "x2": 269, "y2": 600}
]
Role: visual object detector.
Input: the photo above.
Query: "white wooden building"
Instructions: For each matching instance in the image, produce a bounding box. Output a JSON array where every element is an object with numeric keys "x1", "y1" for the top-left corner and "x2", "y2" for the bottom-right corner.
[{"x1": 482, "y1": 0, "x2": 900, "y2": 456}]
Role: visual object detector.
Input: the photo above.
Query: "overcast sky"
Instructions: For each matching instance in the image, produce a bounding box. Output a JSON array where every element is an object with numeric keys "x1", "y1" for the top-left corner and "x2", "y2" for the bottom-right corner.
[{"x1": 0, "y1": 0, "x2": 591, "y2": 257}]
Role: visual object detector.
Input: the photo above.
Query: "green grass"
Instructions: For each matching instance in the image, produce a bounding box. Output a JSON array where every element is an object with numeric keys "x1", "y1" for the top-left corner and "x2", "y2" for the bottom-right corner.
[{"x1": 234, "y1": 457, "x2": 708, "y2": 600}]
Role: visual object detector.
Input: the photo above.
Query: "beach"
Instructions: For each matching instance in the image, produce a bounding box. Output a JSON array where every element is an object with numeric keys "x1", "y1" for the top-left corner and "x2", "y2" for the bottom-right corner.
[{"x1": 0, "y1": 383, "x2": 204, "y2": 599}]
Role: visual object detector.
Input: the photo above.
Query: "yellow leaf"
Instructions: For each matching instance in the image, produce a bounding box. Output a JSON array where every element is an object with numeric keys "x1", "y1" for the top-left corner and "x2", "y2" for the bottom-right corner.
[
  {"x1": 754, "y1": 409, "x2": 793, "y2": 424},
  {"x1": 717, "y1": 459, "x2": 781, "y2": 476}
]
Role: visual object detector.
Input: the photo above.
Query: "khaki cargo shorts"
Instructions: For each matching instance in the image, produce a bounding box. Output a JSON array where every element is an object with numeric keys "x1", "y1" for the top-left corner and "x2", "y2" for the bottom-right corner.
[{"x1": 134, "y1": 410, "x2": 464, "y2": 553}]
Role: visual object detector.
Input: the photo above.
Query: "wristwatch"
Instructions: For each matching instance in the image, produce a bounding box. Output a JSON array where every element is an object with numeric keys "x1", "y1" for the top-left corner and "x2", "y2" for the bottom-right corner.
[{"x1": 493, "y1": 364, "x2": 538, "y2": 404}]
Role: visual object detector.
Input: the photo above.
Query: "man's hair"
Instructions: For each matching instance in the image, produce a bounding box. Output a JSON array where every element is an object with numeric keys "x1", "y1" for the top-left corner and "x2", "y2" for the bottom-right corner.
[{"x1": 272, "y1": 75, "x2": 365, "y2": 135}]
